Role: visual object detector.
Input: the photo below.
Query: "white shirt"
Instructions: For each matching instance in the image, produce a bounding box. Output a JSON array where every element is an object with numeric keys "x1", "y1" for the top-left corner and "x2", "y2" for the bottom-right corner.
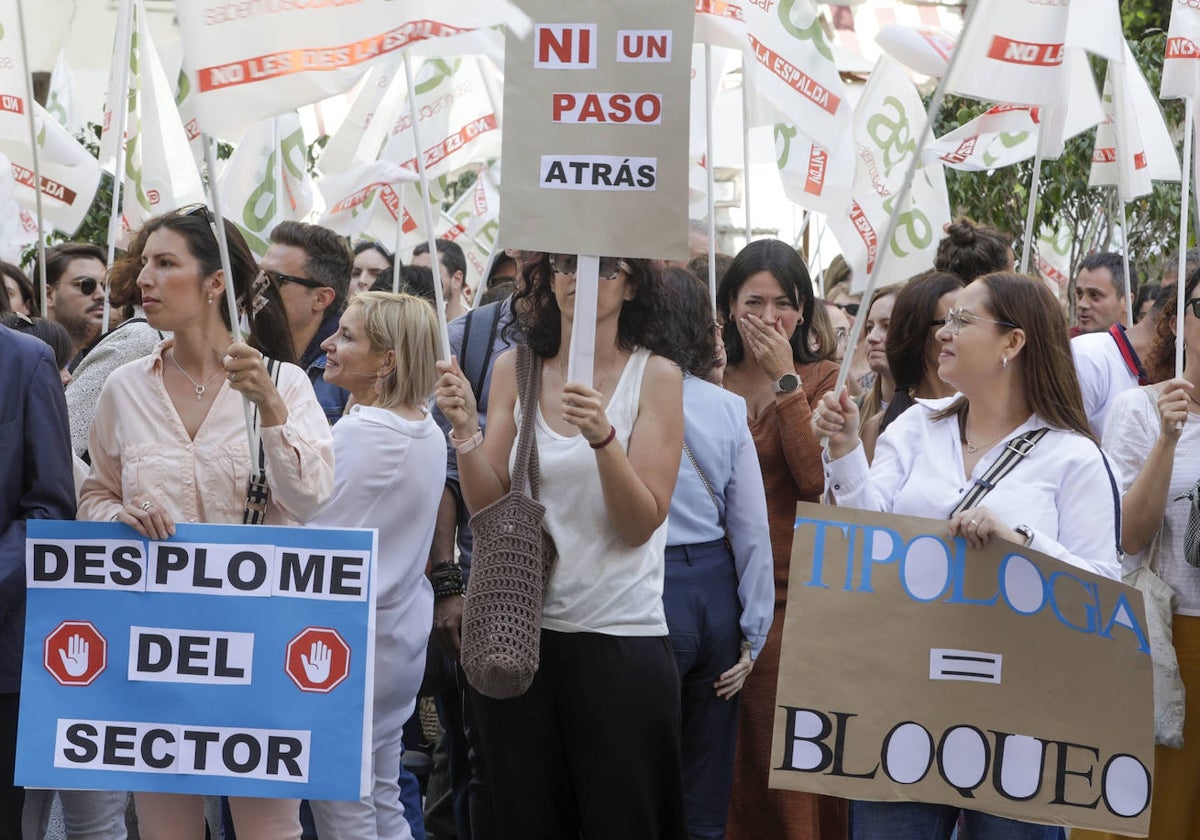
[
  {"x1": 1103, "y1": 387, "x2": 1200, "y2": 615},
  {"x1": 308, "y1": 404, "x2": 445, "y2": 746},
  {"x1": 824, "y1": 396, "x2": 1122, "y2": 580},
  {"x1": 1072, "y1": 329, "x2": 1139, "y2": 438},
  {"x1": 522, "y1": 348, "x2": 670, "y2": 636}
]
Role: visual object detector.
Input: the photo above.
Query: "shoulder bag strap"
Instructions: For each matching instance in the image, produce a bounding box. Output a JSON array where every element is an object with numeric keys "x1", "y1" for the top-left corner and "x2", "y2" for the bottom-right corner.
[
  {"x1": 510, "y1": 344, "x2": 543, "y2": 501},
  {"x1": 1108, "y1": 323, "x2": 1150, "y2": 386},
  {"x1": 683, "y1": 440, "x2": 722, "y2": 525},
  {"x1": 949, "y1": 428, "x2": 1050, "y2": 518},
  {"x1": 462, "y1": 302, "x2": 504, "y2": 411},
  {"x1": 243, "y1": 358, "x2": 280, "y2": 525}
]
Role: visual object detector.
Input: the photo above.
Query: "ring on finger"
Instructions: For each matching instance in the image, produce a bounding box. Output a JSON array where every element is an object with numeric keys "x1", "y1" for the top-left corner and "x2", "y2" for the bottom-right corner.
[{"x1": 141, "y1": 501, "x2": 153, "y2": 512}]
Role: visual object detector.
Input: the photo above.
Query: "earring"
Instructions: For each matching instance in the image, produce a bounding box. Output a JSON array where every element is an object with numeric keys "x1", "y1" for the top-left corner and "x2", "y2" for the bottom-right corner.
[
  {"x1": 206, "y1": 294, "x2": 214, "y2": 305},
  {"x1": 1002, "y1": 356, "x2": 1009, "y2": 369}
]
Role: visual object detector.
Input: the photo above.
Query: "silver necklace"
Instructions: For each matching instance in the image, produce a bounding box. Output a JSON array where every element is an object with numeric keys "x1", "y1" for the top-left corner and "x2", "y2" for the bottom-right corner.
[{"x1": 169, "y1": 350, "x2": 224, "y2": 401}]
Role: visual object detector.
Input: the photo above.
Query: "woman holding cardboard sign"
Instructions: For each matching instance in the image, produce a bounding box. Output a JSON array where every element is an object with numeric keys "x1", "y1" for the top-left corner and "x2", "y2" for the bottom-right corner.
[
  {"x1": 435, "y1": 253, "x2": 686, "y2": 839},
  {"x1": 78, "y1": 206, "x2": 334, "y2": 840},
  {"x1": 813, "y1": 271, "x2": 1121, "y2": 839}
]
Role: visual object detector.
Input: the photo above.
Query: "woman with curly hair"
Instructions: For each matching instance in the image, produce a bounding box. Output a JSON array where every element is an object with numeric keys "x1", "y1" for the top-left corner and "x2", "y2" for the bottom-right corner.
[{"x1": 434, "y1": 254, "x2": 686, "y2": 839}]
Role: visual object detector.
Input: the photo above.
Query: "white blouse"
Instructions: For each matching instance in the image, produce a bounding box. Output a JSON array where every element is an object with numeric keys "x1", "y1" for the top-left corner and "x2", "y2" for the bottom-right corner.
[{"x1": 825, "y1": 396, "x2": 1122, "y2": 580}]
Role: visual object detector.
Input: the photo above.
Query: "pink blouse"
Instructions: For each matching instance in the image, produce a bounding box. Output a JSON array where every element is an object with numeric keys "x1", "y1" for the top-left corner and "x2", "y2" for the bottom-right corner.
[{"x1": 78, "y1": 340, "x2": 334, "y2": 526}]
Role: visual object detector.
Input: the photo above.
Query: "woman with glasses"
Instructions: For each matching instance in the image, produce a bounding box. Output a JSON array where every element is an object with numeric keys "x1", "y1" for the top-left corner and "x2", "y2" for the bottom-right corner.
[
  {"x1": 1075, "y1": 270, "x2": 1200, "y2": 840},
  {"x1": 77, "y1": 206, "x2": 334, "y2": 840},
  {"x1": 716, "y1": 239, "x2": 845, "y2": 840},
  {"x1": 434, "y1": 253, "x2": 687, "y2": 839},
  {"x1": 813, "y1": 272, "x2": 1121, "y2": 840}
]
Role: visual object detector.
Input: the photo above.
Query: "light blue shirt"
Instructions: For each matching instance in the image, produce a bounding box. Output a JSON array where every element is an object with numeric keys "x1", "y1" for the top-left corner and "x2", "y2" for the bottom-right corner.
[{"x1": 668, "y1": 376, "x2": 774, "y2": 658}]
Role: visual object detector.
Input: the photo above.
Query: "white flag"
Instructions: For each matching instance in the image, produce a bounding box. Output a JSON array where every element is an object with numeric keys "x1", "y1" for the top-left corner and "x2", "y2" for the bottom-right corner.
[
  {"x1": 322, "y1": 57, "x2": 501, "y2": 187},
  {"x1": 46, "y1": 50, "x2": 80, "y2": 134},
  {"x1": 876, "y1": 25, "x2": 957, "y2": 78},
  {"x1": 175, "y1": 0, "x2": 528, "y2": 138},
  {"x1": 829, "y1": 57, "x2": 950, "y2": 291},
  {"x1": 316, "y1": 160, "x2": 420, "y2": 244},
  {"x1": 1089, "y1": 42, "x2": 1181, "y2": 199},
  {"x1": 440, "y1": 172, "x2": 501, "y2": 282},
  {"x1": 1163, "y1": 1, "x2": 1200, "y2": 100},
  {"x1": 219, "y1": 113, "x2": 314, "y2": 257},
  {"x1": 0, "y1": 150, "x2": 39, "y2": 263},
  {"x1": 1033, "y1": 221, "x2": 1073, "y2": 299},
  {"x1": 694, "y1": 0, "x2": 747, "y2": 49},
  {"x1": 774, "y1": 126, "x2": 854, "y2": 217},
  {"x1": 742, "y1": 0, "x2": 852, "y2": 149},
  {"x1": 944, "y1": 0, "x2": 1070, "y2": 107},
  {"x1": 101, "y1": 0, "x2": 205, "y2": 235},
  {"x1": 1065, "y1": 0, "x2": 1123, "y2": 63}
]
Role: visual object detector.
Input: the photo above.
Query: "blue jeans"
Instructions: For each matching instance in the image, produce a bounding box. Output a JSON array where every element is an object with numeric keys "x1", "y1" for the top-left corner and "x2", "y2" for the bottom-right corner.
[{"x1": 851, "y1": 801, "x2": 1061, "y2": 840}]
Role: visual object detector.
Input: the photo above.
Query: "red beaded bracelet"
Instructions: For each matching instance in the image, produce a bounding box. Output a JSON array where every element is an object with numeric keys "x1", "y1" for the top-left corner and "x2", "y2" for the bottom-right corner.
[{"x1": 589, "y1": 425, "x2": 617, "y2": 450}]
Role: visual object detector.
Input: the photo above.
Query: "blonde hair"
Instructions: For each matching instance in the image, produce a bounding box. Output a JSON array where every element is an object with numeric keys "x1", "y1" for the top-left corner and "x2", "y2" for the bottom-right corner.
[{"x1": 350, "y1": 291, "x2": 440, "y2": 411}]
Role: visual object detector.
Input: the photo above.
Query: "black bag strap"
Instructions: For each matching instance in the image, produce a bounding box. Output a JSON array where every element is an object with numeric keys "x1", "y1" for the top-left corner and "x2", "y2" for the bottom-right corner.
[
  {"x1": 243, "y1": 357, "x2": 280, "y2": 525},
  {"x1": 949, "y1": 428, "x2": 1050, "y2": 518},
  {"x1": 461, "y1": 301, "x2": 504, "y2": 412}
]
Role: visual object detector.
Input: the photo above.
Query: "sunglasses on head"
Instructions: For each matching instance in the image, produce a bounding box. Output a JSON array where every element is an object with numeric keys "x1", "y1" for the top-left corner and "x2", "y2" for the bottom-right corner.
[
  {"x1": 834, "y1": 302, "x2": 860, "y2": 317},
  {"x1": 549, "y1": 254, "x2": 632, "y2": 281}
]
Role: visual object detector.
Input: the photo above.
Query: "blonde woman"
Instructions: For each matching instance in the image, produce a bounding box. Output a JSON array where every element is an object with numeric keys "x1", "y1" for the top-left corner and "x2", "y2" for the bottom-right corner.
[{"x1": 307, "y1": 292, "x2": 445, "y2": 839}]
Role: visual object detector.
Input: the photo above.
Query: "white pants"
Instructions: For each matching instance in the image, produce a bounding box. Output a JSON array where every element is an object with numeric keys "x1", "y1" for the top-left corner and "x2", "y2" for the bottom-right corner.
[
  {"x1": 21, "y1": 789, "x2": 128, "y2": 840},
  {"x1": 309, "y1": 741, "x2": 413, "y2": 840}
]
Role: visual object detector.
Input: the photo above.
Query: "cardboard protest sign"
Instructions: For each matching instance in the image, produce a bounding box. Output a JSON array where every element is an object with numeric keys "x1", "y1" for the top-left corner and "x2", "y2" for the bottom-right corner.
[
  {"x1": 498, "y1": 0, "x2": 694, "y2": 259},
  {"x1": 770, "y1": 503, "x2": 1154, "y2": 835},
  {"x1": 17, "y1": 521, "x2": 377, "y2": 801}
]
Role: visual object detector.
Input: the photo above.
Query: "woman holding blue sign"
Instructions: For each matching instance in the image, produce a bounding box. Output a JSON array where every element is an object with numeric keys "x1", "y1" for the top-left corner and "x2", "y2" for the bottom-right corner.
[
  {"x1": 305, "y1": 291, "x2": 445, "y2": 840},
  {"x1": 78, "y1": 206, "x2": 334, "y2": 840},
  {"x1": 813, "y1": 271, "x2": 1121, "y2": 839}
]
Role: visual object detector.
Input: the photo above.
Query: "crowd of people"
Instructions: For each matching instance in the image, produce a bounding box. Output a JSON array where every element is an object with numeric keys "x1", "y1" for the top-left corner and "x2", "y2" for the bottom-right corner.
[{"x1": 0, "y1": 208, "x2": 1195, "y2": 840}]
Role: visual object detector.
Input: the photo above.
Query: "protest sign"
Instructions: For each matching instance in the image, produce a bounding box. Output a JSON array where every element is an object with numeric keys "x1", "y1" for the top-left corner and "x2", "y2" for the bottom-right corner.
[
  {"x1": 498, "y1": 0, "x2": 694, "y2": 259},
  {"x1": 770, "y1": 504, "x2": 1154, "y2": 835},
  {"x1": 17, "y1": 521, "x2": 377, "y2": 801},
  {"x1": 174, "y1": 0, "x2": 527, "y2": 139}
]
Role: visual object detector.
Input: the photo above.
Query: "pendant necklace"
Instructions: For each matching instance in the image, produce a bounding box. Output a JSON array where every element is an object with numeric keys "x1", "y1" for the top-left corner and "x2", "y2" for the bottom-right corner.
[{"x1": 170, "y1": 351, "x2": 224, "y2": 401}]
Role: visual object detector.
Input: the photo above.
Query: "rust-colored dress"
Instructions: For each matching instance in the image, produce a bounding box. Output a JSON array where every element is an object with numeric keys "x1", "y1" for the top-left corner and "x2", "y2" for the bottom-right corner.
[{"x1": 726, "y1": 359, "x2": 849, "y2": 840}]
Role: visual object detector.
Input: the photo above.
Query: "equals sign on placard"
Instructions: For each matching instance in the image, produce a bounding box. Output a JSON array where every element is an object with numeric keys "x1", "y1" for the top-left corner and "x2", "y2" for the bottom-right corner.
[{"x1": 929, "y1": 649, "x2": 1002, "y2": 684}]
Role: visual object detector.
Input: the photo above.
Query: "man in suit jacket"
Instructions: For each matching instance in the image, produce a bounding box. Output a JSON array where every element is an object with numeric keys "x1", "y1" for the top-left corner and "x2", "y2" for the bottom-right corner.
[{"x1": 0, "y1": 324, "x2": 76, "y2": 833}]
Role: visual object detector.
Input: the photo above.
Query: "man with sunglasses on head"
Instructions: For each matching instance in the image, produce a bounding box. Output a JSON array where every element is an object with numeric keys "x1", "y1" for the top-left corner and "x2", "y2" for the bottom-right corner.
[
  {"x1": 262, "y1": 221, "x2": 352, "y2": 423},
  {"x1": 34, "y1": 242, "x2": 107, "y2": 368}
]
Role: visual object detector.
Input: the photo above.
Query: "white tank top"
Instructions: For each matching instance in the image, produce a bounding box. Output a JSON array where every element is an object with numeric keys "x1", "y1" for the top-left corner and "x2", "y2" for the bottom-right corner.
[{"x1": 513, "y1": 347, "x2": 668, "y2": 636}]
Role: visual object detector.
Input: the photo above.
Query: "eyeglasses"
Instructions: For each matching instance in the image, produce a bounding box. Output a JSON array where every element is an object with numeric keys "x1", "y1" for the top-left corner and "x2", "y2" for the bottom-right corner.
[
  {"x1": 182, "y1": 203, "x2": 221, "y2": 242},
  {"x1": 55, "y1": 276, "x2": 106, "y2": 296},
  {"x1": 1187, "y1": 298, "x2": 1200, "y2": 319},
  {"x1": 939, "y1": 306, "x2": 1018, "y2": 335},
  {"x1": 258, "y1": 267, "x2": 327, "y2": 290},
  {"x1": 549, "y1": 254, "x2": 632, "y2": 281},
  {"x1": 834, "y1": 302, "x2": 860, "y2": 317}
]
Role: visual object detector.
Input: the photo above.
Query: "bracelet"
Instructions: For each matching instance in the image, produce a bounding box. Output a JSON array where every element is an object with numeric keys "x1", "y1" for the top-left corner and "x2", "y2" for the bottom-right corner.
[
  {"x1": 429, "y1": 562, "x2": 464, "y2": 599},
  {"x1": 450, "y1": 428, "x2": 483, "y2": 455},
  {"x1": 589, "y1": 425, "x2": 617, "y2": 450},
  {"x1": 740, "y1": 639, "x2": 753, "y2": 655}
]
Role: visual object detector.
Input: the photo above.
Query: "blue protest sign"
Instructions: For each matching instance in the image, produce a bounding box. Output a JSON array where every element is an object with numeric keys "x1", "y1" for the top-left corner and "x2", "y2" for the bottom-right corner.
[{"x1": 17, "y1": 520, "x2": 377, "y2": 801}]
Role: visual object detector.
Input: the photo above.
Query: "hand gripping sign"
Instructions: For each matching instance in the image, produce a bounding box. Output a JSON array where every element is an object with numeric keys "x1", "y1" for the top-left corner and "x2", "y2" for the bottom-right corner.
[
  {"x1": 770, "y1": 504, "x2": 1154, "y2": 835},
  {"x1": 18, "y1": 521, "x2": 377, "y2": 801}
]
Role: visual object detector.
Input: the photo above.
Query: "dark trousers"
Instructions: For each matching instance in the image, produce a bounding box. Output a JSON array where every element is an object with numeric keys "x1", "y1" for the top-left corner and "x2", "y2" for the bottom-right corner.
[
  {"x1": 663, "y1": 540, "x2": 744, "y2": 840},
  {"x1": 433, "y1": 663, "x2": 494, "y2": 840},
  {"x1": 0, "y1": 693, "x2": 20, "y2": 840},
  {"x1": 471, "y1": 629, "x2": 687, "y2": 840}
]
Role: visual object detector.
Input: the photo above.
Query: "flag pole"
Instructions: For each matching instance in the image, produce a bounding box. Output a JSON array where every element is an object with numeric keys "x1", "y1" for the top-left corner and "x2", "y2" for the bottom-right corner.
[
  {"x1": 393, "y1": 182, "x2": 405, "y2": 294},
  {"x1": 202, "y1": 133, "x2": 256, "y2": 456},
  {"x1": 705, "y1": 45, "x2": 718, "y2": 311},
  {"x1": 1120, "y1": 198, "x2": 1134, "y2": 328},
  {"x1": 1018, "y1": 119, "x2": 1047, "y2": 275},
  {"x1": 404, "y1": 51, "x2": 452, "y2": 361},
  {"x1": 15, "y1": 0, "x2": 46, "y2": 315},
  {"x1": 101, "y1": 0, "x2": 134, "y2": 334},
  {"x1": 823, "y1": 0, "x2": 980, "y2": 430},
  {"x1": 741, "y1": 54, "x2": 753, "y2": 245},
  {"x1": 1176, "y1": 97, "x2": 1194, "y2": 379}
]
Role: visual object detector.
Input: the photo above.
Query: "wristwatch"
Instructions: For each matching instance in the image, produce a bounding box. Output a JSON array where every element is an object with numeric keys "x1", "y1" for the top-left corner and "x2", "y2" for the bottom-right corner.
[
  {"x1": 1014, "y1": 524, "x2": 1035, "y2": 547},
  {"x1": 772, "y1": 372, "x2": 801, "y2": 394}
]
